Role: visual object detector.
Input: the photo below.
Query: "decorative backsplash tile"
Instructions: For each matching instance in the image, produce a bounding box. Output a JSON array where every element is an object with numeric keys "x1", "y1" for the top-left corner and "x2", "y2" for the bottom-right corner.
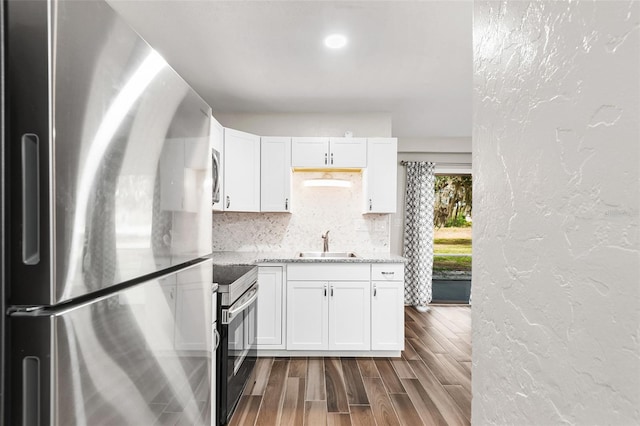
[{"x1": 212, "y1": 172, "x2": 390, "y2": 253}]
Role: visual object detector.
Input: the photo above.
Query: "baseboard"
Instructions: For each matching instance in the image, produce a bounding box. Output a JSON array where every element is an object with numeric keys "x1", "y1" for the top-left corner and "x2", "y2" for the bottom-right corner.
[{"x1": 257, "y1": 350, "x2": 401, "y2": 358}]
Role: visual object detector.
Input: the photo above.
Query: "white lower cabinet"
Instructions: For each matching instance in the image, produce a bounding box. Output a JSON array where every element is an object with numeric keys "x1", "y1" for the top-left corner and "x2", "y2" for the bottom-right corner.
[
  {"x1": 371, "y1": 281, "x2": 404, "y2": 350},
  {"x1": 286, "y1": 281, "x2": 329, "y2": 350},
  {"x1": 286, "y1": 280, "x2": 370, "y2": 351},
  {"x1": 256, "y1": 266, "x2": 285, "y2": 348},
  {"x1": 371, "y1": 263, "x2": 405, "y2": 351},
  {"x1": 253, "y1": 262, "x2": 405, "y2": 355},
  {"x1": 328, "y1": 282, "x2": 371, "y2": 350}
]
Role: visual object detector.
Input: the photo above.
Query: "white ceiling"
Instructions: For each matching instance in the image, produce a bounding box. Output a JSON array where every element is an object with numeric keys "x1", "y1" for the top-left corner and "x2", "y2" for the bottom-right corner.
[{"x1": 107, "y1": 1, "x2": 472, "y2": 139}]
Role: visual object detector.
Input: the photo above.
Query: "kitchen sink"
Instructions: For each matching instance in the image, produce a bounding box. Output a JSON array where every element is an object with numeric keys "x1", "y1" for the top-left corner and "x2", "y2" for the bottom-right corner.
[{"x1": 297, "y1": 252, "x2": 358, "y2": 258}]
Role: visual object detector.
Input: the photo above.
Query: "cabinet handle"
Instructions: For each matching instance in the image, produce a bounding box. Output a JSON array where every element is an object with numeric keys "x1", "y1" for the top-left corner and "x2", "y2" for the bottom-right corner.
[
  {"x1": 324, "y1": 153, "x2": 328, "y2": 165},
  {"x1": 369, "y1": 198, "x2": 373, "y2": 211},
  {"x1": 226, "y1": 195, "x2": 230, "y2": 208},
  {"x1": 331, "y1": 286, "x2": 334, "y2": 297},
  {"x1": 170, "y1": 289, "x2": 174, "y2": 299},
  {"x1": 330, "y1": 152, "x2": 334, "y2": 165},
  {"x1": 374, "y1": 284, "x2": 377, "y2": 297},
  {"x1": 324, "y1": 285, "x2": 327, "y2": 297},
  {"x1": 381, "y1": 271, "x2": 395, "y2": 276},
  {"x1": 285, "y1": 198, "x2": 288, "y2": 210}
]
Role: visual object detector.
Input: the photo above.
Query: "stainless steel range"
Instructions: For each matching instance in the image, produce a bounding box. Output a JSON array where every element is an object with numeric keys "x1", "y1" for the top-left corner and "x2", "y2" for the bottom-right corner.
[{"x1": 213, "y1": 264, "x2": 259, "y2": 426}]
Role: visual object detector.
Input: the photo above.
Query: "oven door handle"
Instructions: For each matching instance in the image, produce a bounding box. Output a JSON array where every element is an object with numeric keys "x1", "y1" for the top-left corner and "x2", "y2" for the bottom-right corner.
[
  {"x1": 213, "y1": 328, "x2": 221, "y2": 351},
  {"x1": 225, "y1": 285, "x2": 258, "y2": 322}
]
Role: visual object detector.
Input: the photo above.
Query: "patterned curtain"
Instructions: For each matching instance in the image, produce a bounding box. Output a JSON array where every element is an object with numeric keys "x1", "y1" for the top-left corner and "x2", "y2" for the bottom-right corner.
[{"x1": 403, "y1": 162, "x2": 435, "y2": 311}]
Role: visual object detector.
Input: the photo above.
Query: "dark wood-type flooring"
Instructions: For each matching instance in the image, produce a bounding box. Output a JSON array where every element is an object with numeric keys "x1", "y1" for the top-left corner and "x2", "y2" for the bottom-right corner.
[{"x1": 230, "y1": 305, "x2": 471, "y2": 426}]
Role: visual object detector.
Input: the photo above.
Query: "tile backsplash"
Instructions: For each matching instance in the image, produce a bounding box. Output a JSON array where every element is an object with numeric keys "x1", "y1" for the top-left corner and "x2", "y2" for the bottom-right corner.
[{"x1": 212, "y1": 172, "x2": 390, "y2": 253}]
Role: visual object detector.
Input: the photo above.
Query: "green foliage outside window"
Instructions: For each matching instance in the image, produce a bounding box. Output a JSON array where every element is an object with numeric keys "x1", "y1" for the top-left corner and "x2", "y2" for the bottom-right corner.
[{"x1": 434, "y1": 175, "x2": 472, "y2": 228}]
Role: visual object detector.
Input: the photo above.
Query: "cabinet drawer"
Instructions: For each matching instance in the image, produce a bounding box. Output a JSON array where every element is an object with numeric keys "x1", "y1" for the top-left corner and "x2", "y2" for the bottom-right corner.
[
  {"x1": 371, "y1": 263, "x2": 404, "y2": 281},
  {"x1": 287, "y1": 263, "x2": 370, "y2": 281}
]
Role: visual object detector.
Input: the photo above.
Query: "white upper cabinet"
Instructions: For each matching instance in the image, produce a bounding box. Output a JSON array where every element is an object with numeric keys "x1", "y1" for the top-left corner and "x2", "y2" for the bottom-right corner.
[
  {"x1": 210, "y1": 116, "x2": 225, "y2": 211},
  {"x1": 291, "y1": 137, "x2": 366, "y2": 168},
  {"x1": 329, "y1": 137, "x2": 367, "y2": 168},
  {"x1": 223, "y1": 128, "x2": 261, "y2": 212},
  {"x1": 261, "y1": 137, "x2": 291, "y2": 212},
  {"x1": 363, "y1": 138, "x2": 398, "y2": 213},
  {"x1": 291, "y1": 137, "x2": 330, "y2": 167}
]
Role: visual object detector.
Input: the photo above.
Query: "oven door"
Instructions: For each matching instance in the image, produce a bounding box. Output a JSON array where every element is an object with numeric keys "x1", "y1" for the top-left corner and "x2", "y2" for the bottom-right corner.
[{"x1": 220, "y1": 283, "x2": 258, "y2": 424}]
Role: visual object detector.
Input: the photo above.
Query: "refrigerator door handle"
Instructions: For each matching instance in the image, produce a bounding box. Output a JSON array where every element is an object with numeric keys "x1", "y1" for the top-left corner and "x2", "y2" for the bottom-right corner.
[
  {"x1": 21, "y1": 134, "x2": 40, "y2": 265},
  {"x1": 23, "y1": 356, "x2": 41, "y2": 426}
]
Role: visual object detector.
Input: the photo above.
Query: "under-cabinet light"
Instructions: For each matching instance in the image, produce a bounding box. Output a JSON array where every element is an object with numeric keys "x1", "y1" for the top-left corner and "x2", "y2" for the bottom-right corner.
[
  {"x1": 303, "y1": 178, "x2": 351, "y2": 188},
  {"x1": 303, "y1": 172, "x2": 351, "y2": 188}
]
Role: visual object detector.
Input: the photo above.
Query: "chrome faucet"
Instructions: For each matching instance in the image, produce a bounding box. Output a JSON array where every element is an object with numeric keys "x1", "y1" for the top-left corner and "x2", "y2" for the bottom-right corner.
[{"x1": 322, "y1": 230, "x2": 330, "y2": 252}]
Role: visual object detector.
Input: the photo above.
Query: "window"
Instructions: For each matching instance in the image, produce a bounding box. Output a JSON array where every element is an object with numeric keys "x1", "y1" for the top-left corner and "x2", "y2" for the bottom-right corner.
[{"x1": 433, "y1": 175, "x2": 472, "y2": 278}]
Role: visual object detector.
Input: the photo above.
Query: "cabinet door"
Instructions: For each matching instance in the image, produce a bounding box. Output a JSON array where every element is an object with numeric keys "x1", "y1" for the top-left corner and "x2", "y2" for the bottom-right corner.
[
  {"x1": 329, "y1": 137, "x2": 367, "y2": 168},
  {"x1": 224, "y1": 128, "x2": 261, "y2": 212},
  {"x1": 329, "y1": 281, "x2": 371, "y2": 350},
  {"x1": 257, "y1": 266, "x2": 284, "y2": 347},
  {"x1": 211, "y1": 116, "x2": 225, "y2": 211},
  {"x1": 261, "y1": 137, "x2": 291, "y2": 212},
  {"x1": 363, "y1": 138, "x2": 397, "y2": 213},
  {"x1": 291, "y1": 137, "x2": 330, "y2": 167},
  {"x1": 371, "y1": 281, "x2": 404, "y2": 350},
  {"x1": 287, "y1": 281, "x2": 328, "y2": 350}
]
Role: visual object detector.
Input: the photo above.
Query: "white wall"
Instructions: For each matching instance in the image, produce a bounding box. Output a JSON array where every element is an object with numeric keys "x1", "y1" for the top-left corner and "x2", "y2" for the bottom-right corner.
[
  {"x1": 398, "y1": 137, "x2": 471, "y2": 153},
  {"x1": 473, "y1": 2, "x2": 639, "y2": 425},
  {"x1": 215, "y1": 112, "x2": 392, "y2": 138},
  {"x1": 212, "y1": 113, "x2": 393, "y2": 253}
]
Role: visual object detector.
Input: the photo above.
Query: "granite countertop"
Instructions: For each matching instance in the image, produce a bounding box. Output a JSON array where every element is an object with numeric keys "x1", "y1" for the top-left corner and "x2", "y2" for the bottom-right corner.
[{"x1": 209, "y1": 251, "x2": 406, "y2": 266}]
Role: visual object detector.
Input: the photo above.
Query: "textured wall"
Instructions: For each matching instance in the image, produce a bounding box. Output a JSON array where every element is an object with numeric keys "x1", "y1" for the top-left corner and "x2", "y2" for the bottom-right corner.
[
  {"x1": 212, "y1": 172, "x2": 390, "y2": 253},
  {"x1": 473, "y1": 2, "x2": 639, "y2": 424}
]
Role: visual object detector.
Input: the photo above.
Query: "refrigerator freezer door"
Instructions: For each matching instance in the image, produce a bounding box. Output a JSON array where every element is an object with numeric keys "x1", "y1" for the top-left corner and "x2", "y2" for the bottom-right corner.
[
  {"x1": 7, "y1": 260, "x2": 213, "y2": 425},
  {"x1": 7, "y1": 0, "x2": 212, "y2": 306}
]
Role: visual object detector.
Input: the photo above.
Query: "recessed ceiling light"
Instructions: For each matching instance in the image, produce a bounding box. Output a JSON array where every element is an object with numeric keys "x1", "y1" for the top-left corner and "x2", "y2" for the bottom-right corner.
[{"x1": 324, "y1": 34, "x2": 347, "y2": 49}]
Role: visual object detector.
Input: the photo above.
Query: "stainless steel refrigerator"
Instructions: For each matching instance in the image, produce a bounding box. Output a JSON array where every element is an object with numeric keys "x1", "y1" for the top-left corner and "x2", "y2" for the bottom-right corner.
[{"x1": 1, "y1": 0, "x2": 216, "y2": 424}]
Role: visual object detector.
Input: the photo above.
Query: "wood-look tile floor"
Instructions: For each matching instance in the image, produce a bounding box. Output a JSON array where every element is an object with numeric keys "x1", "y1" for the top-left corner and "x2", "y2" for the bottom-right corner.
[{"x1": 230, "y1": 305, "x2": 471, "y2": 426}]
